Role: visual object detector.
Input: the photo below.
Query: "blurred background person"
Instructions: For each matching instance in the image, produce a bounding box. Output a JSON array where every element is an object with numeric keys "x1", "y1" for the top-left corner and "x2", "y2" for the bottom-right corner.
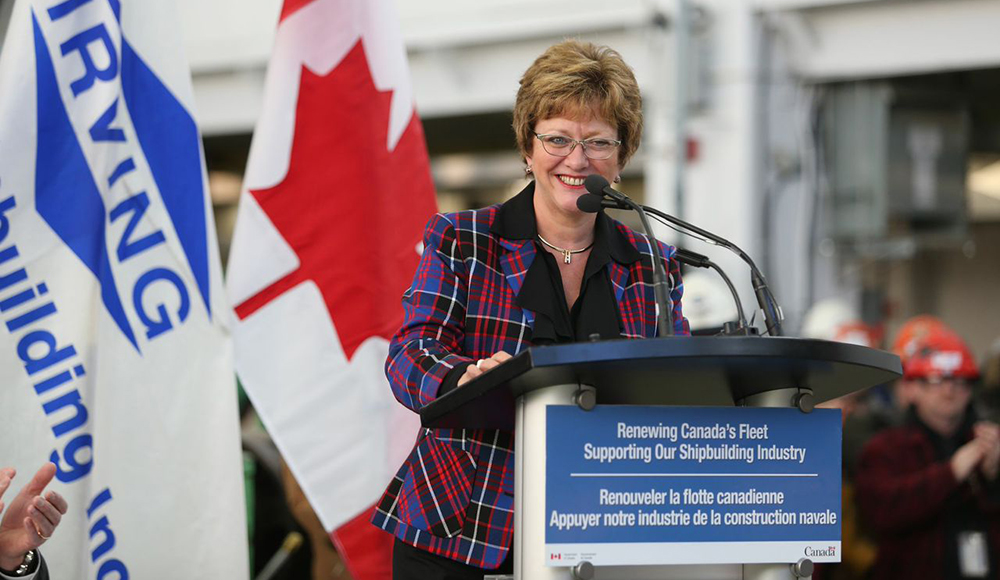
[
  {"x1": 888, "y1": 316, "x2": 967, "y2": 418},
  {"x1": 681, "y1": 270, "x2": 740, "y2": 335},
  {"x1": 807, "y1": 299, "x2": 883, "y2": 580},
  {"x1": 281, "y1": 462, "x2": 353, "y2": 580},
  {"x1": 856, "y1": 327, "x2": 1000, "y2": 580}
]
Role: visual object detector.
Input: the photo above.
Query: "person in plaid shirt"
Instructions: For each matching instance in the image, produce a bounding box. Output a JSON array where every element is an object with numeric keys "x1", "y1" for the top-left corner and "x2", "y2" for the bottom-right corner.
[
  {"x1": 372, "y1": 39, "x2": 689, "y2": 579},
  {"x1": 856, "y1": 327, "x2": 1000, "y2": 579}
]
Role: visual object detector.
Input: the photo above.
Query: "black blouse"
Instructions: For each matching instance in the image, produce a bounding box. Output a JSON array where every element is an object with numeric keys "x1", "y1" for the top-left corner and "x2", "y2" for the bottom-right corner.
[{"x1": 437, "y1": 183, "x2": 641, "y2": 396}]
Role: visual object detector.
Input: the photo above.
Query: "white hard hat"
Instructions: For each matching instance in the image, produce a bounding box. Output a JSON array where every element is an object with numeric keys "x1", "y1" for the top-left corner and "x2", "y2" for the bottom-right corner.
[
  {"x1": 801, "y1": 298, "x2": 857, "y2": 341},
  {"x1": 681, "y1": 271, "x2": 739, "y2": 331}
]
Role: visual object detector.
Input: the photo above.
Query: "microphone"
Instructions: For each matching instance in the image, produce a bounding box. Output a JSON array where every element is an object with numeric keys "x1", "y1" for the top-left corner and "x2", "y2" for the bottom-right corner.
[
  {"x1": 674, "y1": 248, "x2": 712, "y2": 269},
  {"x1": 583, "y1": 175, "x2": 675, "y2": 337},
  {"x1": 576, "y1": 193, "x2": 605, "y2": 214},
  {"x1": 586, "y1": 184, "x2": 784, "y2": 336},
  {"x1": 584, "y1": 174, "x2": 630, "y2": 205}
]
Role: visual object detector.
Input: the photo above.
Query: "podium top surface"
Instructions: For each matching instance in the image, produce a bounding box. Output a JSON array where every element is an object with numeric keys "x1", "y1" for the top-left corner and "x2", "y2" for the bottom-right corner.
[{"x1": 419, "y1": 336, "x2": 901, "y2": 430}]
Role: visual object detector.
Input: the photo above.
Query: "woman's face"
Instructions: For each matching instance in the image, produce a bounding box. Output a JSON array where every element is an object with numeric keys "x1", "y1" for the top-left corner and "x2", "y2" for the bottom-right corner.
[{"x1": 527, "y1": 113, "x2": 621, "y2": 221}]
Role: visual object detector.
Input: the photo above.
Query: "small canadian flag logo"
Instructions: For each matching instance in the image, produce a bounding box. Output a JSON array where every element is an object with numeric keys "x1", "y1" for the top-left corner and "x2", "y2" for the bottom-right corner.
[{"x1": 550, "y1": 553, "x2": 562, "y2": 560}]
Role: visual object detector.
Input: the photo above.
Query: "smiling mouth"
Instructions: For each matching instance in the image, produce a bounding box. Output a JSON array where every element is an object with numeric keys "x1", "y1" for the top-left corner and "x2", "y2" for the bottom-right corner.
[{"x1": 558, "y1": 175, "x2": 586, "y2": 187}]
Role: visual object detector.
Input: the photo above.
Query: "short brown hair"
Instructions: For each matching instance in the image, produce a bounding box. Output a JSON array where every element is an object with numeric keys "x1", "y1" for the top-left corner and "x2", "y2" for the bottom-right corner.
[{"x1": 513, "y1": 39, "x2": 643, "y2": 167}]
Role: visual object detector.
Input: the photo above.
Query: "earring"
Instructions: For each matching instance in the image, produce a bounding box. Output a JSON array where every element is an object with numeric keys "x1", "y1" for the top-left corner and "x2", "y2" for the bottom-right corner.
[
  {"x1": 525, "y1": 166, "x2": 533, "y2": 176},
  {"x1": 613, "y1": 175, "x2": 621, "y2": 184}
]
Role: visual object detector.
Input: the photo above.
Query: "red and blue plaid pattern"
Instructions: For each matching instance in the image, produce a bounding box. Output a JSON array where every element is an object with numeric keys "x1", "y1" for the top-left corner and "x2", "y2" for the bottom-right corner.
[
  {"x1": 372, "y1": 203, "x2": 688, "y2": 569},
  {"x1": 855, "y1": 414, "x2": 1000, "y2": 579}
]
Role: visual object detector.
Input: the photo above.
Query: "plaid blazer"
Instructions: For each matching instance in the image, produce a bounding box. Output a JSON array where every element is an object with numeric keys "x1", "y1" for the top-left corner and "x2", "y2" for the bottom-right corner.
[{"x1": 371, "y1": 185, "x2": 688, "y2": 569}]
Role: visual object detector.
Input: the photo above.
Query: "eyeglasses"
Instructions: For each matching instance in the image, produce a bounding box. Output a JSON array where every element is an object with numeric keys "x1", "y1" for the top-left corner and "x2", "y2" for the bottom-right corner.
[
  {"x1": 917, "y1": 377, "x2": 973, "y2": 390},
  {"x1": 533, "y1": 132, "x2": 621, "y2": 160}
]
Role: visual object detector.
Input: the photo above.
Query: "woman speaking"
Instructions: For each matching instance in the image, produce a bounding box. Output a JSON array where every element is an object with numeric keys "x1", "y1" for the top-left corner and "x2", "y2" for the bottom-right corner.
[{"x1": 372, "y1": 39, "x2": 689, "y2": 579}]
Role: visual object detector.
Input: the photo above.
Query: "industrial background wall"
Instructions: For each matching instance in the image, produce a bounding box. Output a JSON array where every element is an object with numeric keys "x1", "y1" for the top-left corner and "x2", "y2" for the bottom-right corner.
[{"x1": 2, "y1": 0, "x2": 998, "y2": 358}]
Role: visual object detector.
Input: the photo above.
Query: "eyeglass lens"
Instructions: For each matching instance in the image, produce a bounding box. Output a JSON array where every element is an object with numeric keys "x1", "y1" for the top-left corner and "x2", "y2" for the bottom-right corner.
[{"x1": 536, "y1": 134, "x2": 618, "y2": 160}]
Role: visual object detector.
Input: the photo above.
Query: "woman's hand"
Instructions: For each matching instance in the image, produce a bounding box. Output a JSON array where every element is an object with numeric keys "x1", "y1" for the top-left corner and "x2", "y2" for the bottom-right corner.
[
  {"x1": 458, "y1": 351, "x2": 513, "y2": 386},
  {"x1": 0, "y1": 463, "x2": 68, "y2": 570}
]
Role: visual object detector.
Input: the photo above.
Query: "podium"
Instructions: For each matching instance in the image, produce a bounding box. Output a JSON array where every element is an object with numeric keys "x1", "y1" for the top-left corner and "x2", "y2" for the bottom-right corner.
[{"x1": 420, "y1": 336, "x2": 901, "y2": 580}]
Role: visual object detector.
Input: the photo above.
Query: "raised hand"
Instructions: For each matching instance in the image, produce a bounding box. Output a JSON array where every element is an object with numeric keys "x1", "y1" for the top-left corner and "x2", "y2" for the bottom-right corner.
[
  {"x1": 974, "y1": 422, "x2": 1000, "y2": 481},
  {"x1": 0, "y1": 463, "x2": 68, "y2": 571},
  {"x1": 0, "y1": 468, "x2": 14, "y2": 516}
]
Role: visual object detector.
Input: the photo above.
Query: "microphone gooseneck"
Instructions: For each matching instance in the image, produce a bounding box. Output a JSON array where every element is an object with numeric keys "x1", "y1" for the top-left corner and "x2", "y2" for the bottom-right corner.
[
  {"x1": 674, "y1": 249, "x2": 749, "y2": 334},
  {"x1": 594, "y1": 194, "x2": 784, "y2": 336},
  {"x1": 584, "y1": 175, "x2": 675, "y2": 337}
]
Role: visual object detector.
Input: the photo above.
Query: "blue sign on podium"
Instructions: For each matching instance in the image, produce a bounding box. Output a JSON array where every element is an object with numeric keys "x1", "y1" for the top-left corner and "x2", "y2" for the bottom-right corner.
[{"x1": 545, "y1": 406, "x2": 841, "y2": 566}]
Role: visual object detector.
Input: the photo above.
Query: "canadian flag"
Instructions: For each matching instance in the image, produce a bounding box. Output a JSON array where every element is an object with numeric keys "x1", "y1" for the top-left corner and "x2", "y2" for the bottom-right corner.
[{"x1": 226, "y1": 0, "x2": 437, "y2": 577}]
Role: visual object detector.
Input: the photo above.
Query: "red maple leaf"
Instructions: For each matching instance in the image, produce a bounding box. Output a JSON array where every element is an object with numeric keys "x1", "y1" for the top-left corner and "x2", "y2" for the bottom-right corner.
[
  {"x1": 279, "y1": 0, "x2": 315, "y2": 22},
  {"x1": 235, "y1": 40, "x2": 438, "y2": 359}
]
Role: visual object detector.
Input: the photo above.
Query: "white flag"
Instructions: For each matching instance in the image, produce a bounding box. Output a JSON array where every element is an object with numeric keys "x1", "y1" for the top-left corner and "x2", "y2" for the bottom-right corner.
[
  {"x1": 227, "y1": 0, "x2": 437, "y2": 576},
  {"x1": 0, "y1": 0, "x2": 248, "y2": 577}
]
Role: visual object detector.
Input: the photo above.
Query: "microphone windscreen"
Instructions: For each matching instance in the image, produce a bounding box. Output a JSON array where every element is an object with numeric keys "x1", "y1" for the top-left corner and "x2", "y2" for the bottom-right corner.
[
  {"x1": 576, "y1": 194, "x2": 604, "y2": 213},
  {"x1": 584, "y1": 174, "x2": 610, "y2": 196},
  {"x1": 674, "y1": 248, "x2": 712, "y2": 268}
]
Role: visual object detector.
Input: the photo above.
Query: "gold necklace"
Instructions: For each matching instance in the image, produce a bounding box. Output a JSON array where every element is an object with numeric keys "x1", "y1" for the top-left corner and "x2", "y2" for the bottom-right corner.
[{"x1": 536, "y1": 234, "x2": 594, "y2": 264}]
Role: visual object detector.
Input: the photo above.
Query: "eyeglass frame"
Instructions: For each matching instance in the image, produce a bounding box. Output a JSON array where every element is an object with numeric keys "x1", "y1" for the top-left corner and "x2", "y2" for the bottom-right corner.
[
  {"x1": 914, "y1": 376, "x2": 975, "y2": 390},
  {"x1": 533, "y1": 132, "x2": 622, "y2": 160}
]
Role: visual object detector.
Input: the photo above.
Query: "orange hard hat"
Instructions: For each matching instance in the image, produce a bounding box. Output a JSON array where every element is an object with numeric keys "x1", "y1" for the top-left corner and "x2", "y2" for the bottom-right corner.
[
  {"x1": 892, "y1": 315, "x2": 959, "y2": 363},
  {"x1": 833, "y1": 322, "x2": 880, "y2": 349},
  {"x1": 903, "y1": 330, "x2": 979, "y2": 381}
]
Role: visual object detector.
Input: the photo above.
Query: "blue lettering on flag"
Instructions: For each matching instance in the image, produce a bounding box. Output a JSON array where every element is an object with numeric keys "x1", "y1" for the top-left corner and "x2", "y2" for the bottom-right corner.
[
  {"x1": 133, "y1": 267, "x2": 190, "y2": 339},
  {"x1": 58, "y1": 24, "x2": 118, "y2": 97},
  {"x1": 2, "y1": 186, "x2": 131, "y2": 578},
  {"x1": 109, "y1": 192, "x2": 166, "y2": 262},
  {"x1": 121, "y1": 38, "x2": 212, "y2": 320},
  {"x1": 89, "y1": 98, "x2": 126, "y2": 142},
  {"x1": 47, "y1": 0, "x2": 95, "y2": 21},
  {"x1": 31, "y1": 12, "x2": 138, "y2": 348},
  {"x1": 31, "y1": 0, "x2": 215, "y2": 352}
]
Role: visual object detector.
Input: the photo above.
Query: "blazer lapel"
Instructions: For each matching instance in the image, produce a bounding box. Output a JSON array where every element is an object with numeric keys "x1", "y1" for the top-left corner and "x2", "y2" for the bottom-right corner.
[
  {"x1": 498, "y1": 237, "x2": 537, "y2": 329},
  {"x1": 608, "y1": 261, "x2": 632, "y2": 336}
]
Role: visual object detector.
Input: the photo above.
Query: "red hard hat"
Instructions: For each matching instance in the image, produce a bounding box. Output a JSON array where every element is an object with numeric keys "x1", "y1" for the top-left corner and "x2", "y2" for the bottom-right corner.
[
  {"x1": 833, "y1": 322, "x2": 880, "y2": 349},
  {"x1": 892, "y1": 315, "x2": 958, "y2": 364},
  {"x1": 903, "y1": 331, "x2": 979, "y2": 381}
]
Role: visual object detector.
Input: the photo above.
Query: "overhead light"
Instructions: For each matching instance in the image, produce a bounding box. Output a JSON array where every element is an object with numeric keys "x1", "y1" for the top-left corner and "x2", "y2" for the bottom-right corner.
[{"x1": 969, "y1": 159, "x2": 1000, "y2": 202}]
